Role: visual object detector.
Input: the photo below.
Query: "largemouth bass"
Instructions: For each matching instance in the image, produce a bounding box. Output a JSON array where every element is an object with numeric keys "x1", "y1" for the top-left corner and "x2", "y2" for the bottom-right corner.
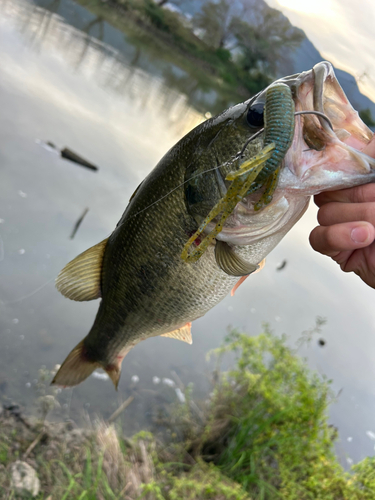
[{"x1": 52, "y1": 61, "x2": 375, "y2": 389}]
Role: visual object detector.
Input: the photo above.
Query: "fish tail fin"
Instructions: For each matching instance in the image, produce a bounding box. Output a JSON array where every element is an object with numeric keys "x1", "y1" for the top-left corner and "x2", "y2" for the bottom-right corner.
[
  {"x1": 104, "y1": 348, "x2": 132, "y2": 390},
  {"x1": 105, "y1": 365, "x2": 121, "y2": 390},
  {"x1": 51, "y1": 339, "x2": 100, "y2": 388}
]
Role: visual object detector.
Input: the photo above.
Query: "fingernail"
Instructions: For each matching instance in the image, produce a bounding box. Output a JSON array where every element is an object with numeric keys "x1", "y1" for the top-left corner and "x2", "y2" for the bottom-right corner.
[{"x1": 351, "y1": 226, "x2": 370, "y2": 244}]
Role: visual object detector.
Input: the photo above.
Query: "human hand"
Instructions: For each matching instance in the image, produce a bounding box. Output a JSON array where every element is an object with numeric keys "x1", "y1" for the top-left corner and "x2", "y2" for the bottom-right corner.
[{"x1": 309, "y1": 184, "x2": 375, "y2": 288}]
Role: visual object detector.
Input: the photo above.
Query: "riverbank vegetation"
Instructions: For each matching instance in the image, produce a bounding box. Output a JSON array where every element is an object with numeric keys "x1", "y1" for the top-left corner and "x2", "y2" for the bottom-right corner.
[
  {"x1": 1, "y1": 327, "x2": 375, "y2": 499},
  {"x1": 74, "y1": 0, "x2": 304, "y2": 100}
]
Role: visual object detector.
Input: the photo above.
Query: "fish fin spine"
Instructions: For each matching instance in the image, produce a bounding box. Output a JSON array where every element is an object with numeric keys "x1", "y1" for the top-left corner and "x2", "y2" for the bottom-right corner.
[{"x1": 161, "y1": 322, "x2": 193, "y2": 344}]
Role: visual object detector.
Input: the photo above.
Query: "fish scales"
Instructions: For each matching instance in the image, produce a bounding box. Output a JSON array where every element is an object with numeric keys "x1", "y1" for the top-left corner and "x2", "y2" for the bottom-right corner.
[{"x1": 87, "y1": 123, "x2": 244, "y2": 360}]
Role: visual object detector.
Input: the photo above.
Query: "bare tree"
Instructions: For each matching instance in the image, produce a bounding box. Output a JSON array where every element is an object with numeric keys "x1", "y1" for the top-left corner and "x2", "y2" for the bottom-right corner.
[
  {"x1": 193, "y1": 0, "x2": 235, "y2": 50},
  {"x1": 231, "y1": 8, "x2": 304, "y2": 75}
]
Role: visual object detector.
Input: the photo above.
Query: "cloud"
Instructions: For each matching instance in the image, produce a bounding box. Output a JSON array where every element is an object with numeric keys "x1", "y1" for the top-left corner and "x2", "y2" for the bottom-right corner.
[{"x1": 267, "y1": 0, "x2": 375, "y2": 101}]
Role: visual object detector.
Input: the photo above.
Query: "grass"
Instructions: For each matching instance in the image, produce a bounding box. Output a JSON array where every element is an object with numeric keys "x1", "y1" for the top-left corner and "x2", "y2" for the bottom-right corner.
[{"x1": 1, "y1": 326, "x2": 375, "y2": 498}]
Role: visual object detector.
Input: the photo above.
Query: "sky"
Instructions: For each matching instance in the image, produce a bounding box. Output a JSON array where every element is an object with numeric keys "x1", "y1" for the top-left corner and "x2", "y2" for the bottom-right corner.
[{"x1": 266, "y1": 0, "x2": 375, "y2": 102}]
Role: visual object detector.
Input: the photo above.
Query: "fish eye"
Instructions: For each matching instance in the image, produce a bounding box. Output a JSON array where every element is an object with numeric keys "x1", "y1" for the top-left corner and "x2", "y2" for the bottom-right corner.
[{"x1": 246, "y1": 102, "x2": 264, "y2": 129}]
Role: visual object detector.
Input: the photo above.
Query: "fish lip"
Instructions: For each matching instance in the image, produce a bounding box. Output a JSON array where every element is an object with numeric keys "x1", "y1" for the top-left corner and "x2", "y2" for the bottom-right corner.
[
  {"x1": 294, "y1": 61, "x2": 343, "y2": 138},
  {"x1": 312, "y1": 61, "x2": 338, "y2": 136}
]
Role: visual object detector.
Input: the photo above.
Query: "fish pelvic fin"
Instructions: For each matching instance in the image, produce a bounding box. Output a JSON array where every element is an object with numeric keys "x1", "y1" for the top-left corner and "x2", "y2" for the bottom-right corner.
[
  {"x1": 231, "y1": 275, "x2": 250, "y2": 297},
  {"x1": 55, "y1": 238, "x2": 109, "y2": 301},
  {"x1": 161, "y1": 322, "x2": 192, "y2": 344},
  {"x1": 51, "y1": 340, "x2": 100, "y2": 387}
]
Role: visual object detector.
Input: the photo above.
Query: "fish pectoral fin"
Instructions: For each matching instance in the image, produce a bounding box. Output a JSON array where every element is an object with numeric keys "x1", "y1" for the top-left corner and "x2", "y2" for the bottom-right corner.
[
  {"x1": 51, "y1": 340, "x2": 100, "y2": 388},
  {"x1": 230, "y1": 258, "x2": 266, "y2": 296},
  {"x1": 55, "y1": 238, "x2": 109, "y2": 301},
  {"x1": 161, "y1": 322, "x2": 192, "y2": 344},
  {"x1": 215, "y1": 240, "x2": 258, "y2": 276}
]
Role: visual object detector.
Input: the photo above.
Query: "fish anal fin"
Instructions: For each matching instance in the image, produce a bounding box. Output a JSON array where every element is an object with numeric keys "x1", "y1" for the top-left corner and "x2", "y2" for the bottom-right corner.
[
  {"x1": 51, "y1": 340, "x2": 99, "y2": 387},
  {"x1": 161, "y1": 322, "x2": 192, "y2": 344},
  {"x1": 230, "y1": 258, "x2": 266, "y2": 296},
  {"x1": 215, "y1": 240, "x2": 258, "y2": 276},
  {"x1": 56, "y1": 238, "x2": 108, "y2": 301}
]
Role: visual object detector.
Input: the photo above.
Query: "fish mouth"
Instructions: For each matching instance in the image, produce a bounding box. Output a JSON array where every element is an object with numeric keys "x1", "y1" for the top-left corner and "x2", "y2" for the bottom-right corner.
[{"x1": 280, "y1": 61, "x2": 375, "y2": 190}]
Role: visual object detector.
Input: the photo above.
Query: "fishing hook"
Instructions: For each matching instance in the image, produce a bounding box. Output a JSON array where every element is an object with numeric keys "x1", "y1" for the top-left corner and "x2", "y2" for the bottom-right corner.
[{"x1": 237, "y1": 110, "x2": 333, "y2": 159}]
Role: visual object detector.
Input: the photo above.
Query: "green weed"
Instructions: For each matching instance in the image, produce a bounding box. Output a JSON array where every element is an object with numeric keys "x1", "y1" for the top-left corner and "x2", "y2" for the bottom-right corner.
[{"x1": 2, "y1": 327, "x2": 375, "y2": 499}]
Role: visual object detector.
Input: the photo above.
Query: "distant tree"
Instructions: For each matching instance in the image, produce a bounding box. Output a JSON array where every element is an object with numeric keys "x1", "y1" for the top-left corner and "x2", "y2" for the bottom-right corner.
[
  {"x1": 193, "y1": 0, "x2": 235, "y2": 50},
  {"x1": 193, "y1": 1, "x2": 303, "y2": 77},
  {"x1": 230, "y1": 8, "x2": 304, "y2": 76},
  {"x1": 359, "y1": 108, "x2": 375, "y2": 128}
]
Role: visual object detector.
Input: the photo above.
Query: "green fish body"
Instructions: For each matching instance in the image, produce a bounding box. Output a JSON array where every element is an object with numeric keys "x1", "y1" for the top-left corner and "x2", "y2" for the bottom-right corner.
[{"x1": 53, "y1": 62, "x2": 375, "y2": 388}]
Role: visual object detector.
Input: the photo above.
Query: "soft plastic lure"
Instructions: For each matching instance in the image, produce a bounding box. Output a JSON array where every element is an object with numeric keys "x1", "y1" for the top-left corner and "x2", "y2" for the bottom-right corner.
[{"x1": 181, "y1": 83, "x2": 295, "y2": 264}]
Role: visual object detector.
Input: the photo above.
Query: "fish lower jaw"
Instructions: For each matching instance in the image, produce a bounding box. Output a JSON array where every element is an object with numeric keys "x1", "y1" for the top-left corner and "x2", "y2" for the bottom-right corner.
[
  {"x1": 283, "y1": 136, "x2": 375, "y2": 195},
  {"x1": 211, "y1": 196, "x2": 308, "y2": 247}
]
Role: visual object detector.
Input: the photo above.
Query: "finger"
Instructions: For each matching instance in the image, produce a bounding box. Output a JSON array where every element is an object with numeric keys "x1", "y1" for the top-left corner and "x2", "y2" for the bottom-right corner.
[
  {"x1": 314, "y1": 183, "x2": 375, "y2": 207},
  {"x1": 363, "y1": 134, "x2": 375, "y2": 157},
  {"x1": 309, "y1": 222, "x2": 375, "y2": 257},
  {"x1": 317, "y1": 202, "x2": 375, "y2": 226}
]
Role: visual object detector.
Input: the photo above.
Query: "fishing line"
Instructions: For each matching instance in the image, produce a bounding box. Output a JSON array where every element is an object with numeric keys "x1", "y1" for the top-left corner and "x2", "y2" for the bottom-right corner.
[
  {"x1": 128, "y1": 110, "x2": 334, "y2": 221},
  {"x1": 238, "y1": 128, "x2": 264, "y2": 157},
  {"x1": 127, "y1": 163, "x2": 234, "y2": 221},
  {"x1": 294, "y1": 110, "x2": 333, "y2": 130},
  {"x1": 0, "y1": 277, "x2": 56, "y2": 305}
]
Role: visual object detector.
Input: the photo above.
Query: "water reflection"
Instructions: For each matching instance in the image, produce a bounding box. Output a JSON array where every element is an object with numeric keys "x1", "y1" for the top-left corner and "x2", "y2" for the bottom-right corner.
[
  {"x1": 3, "y1": 0, "x2": 205, "y2": 137},
  {"x1": 10, "y1": 0, "x2": 237, "y2": 117},
  {"x1": 0, "y1": 0, "x2": 375, "y2": 467}
]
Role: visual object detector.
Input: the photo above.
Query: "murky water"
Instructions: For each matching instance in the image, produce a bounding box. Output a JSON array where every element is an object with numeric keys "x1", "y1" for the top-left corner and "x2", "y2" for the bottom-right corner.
[{"x1": 1, "y1": 0, "x2": 375, "y2": 466}]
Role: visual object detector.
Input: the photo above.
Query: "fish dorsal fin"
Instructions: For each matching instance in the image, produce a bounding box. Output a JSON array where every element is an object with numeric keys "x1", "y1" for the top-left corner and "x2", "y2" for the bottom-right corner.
[
  {"x1": 56, "y1": 238, "x2": 109, "y2": 301},
  {"x1": 161, "y1": 322, "x2": 192, "y2": 344},
  {"x1": 215, "y1": 240, "x2": 258, "y2": 276},
  {"x1": 230, "y1": 258, "x2": 266, "y2": 296}
]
